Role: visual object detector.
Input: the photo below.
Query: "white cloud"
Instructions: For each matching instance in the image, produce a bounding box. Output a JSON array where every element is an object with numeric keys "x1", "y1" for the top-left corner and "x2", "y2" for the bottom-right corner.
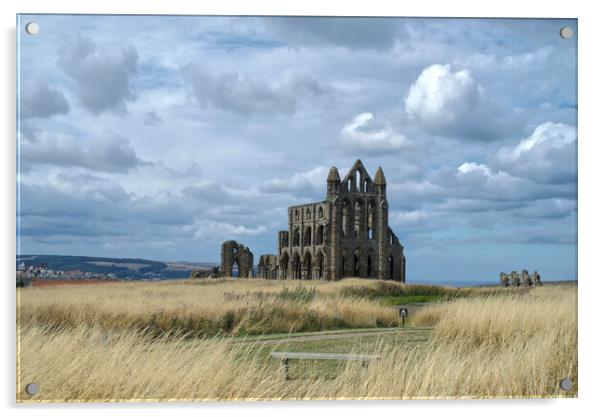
[
  {"x1": 496, "y1": 122, "x2": 576, "y2": 163},
  {"x1": 20, "y1": 81, "x2": 69, "y2": 119},
  {"x1": 390, "y1": 210, "x2": 429, "y2": 225},
  {"x1": 406, "y1": 64, "x2": 481, "y2": 126},
  {"x1": 456, "y1": 161, "x2": 516, "y2": 188},
  {"x1": 183, "y1": 65, "x2": 331, "y2": 115},
  {"x1": 260, "y1": 166, "x2": 329, "y2": 195},
  {"x1": 493, "y1": 122, "x2": 577, "y2": 183},
  {"x1": 58, "y1": 36, "x2": 138, "y2": 114},
  {"x1": 514, "y1": 198, "x2": 576, "y2": 220},
  {"x1": 501, "y1": 46, "x2": 555, "y2": 70},
  {"x1": 457, "y1": 162, "x2": 492, "y2": 176},
  {"x1": 20, "y1": 131, "x2": 144, "y2": 173},
  {"x1": 404, "y1": 64, "x2": 519, "y2": 141},
  {"x1": 193, "y1": 221, "x2": 266, "y2": 239},
  {"x1": 340, "y1": 112, "x2": 410, "y2": 153}
]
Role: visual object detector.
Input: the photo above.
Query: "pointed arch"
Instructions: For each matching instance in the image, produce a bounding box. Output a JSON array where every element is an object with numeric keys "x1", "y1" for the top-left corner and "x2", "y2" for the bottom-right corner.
[
  {"x1": 340, "y1": 250, "x2": 348, "y2": 278},
  {"x1": 280, "y1": 251, "x2": 289, "y2": 279},
  {"x1": 292, "y1": 252, "x2": 301, "y2": 280},
  {"x1": 316, "y1": 251, "x2": 325, "y2": 279},
  {"x1": 303, "y1": 225, "x2": 312, "y2": 246},
  {"x1": 302, "y1": 252, "x2": 313, "y2": 280},
  {"x1": 353, "y1": 248, "x2": 362, "y2": 277},
  {"x1": 342, "y1": 199, "x2": 350, "y2": 238},
  {"x1": 354, "y1": 199, "x2": 362, "y2": 239},
  {"x1": 316, "y1": 224, "x2": 324, "y2": 245},
  {"x1": 366, "y1": 248, "x2": 375, "y2": 278},
  {"x1": 367, "y1": 200, "x2": 376, "y2": 240}
]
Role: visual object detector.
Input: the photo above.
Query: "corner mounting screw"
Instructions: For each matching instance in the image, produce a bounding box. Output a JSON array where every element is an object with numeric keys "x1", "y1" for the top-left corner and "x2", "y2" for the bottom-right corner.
[
  {"x1": 559, "y1": 378, "x2": 573, "y2": 391},
  {"x1": 25, "y1": 383, "x2": 39, "y2": 395}
]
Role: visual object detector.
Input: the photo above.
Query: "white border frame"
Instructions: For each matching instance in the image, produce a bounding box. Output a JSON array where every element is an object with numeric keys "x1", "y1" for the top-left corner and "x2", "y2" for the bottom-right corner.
[{"x1": 3, "y1": 1, "x2": 599, "y2": 416}]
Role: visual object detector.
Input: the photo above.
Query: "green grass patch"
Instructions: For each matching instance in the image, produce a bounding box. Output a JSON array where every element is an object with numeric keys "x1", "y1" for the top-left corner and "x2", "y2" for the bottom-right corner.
[
  {"x1": 340, "y1": 281, "x2": 453, "y2": 299},
  {"x1": 234, "y1": 326, "x2": 405, "y2": 342},
  {"x1": 277, "y1": 284, "x2": 317, "y2": 302},
  {"x1": 235, "y1": 328, "x2": 433, "y2": 380},
  {"x1": 380, "y1": 295, "x2": 446, "y2": 305}
]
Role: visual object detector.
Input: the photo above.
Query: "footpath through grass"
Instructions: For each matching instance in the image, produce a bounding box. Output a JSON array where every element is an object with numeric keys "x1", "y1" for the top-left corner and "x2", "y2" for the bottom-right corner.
[{"x1": 234, "y1": 326, "x2": 433, "y2": 381}]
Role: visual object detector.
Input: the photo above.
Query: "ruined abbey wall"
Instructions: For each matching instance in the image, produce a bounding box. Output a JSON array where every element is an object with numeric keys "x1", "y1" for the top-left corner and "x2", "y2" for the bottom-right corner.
[{"x1": 257, "y1": 160, "x2": 406, "y2": 281}]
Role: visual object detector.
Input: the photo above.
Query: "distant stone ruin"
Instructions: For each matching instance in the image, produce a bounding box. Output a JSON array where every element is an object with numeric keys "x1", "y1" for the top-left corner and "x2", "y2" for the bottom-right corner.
[
  {"x1": 220, "y1": 240, "x2": 254, "y2": 278},
  {"x1": 499, "y1": 270, "x2": 542, "y2": 287}
]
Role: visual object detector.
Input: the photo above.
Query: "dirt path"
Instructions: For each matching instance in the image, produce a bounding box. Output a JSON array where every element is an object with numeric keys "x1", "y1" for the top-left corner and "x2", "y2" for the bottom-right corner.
[{"x1": 237, "y1": 327, "x2": 429, "y2": 345}]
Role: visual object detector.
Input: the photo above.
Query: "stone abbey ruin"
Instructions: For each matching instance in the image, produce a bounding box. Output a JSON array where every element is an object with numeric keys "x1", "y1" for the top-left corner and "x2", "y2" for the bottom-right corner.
[
  {"x1": 499, "y1": 270, "x2": 542, "y2": 287},
  {"x1": 220, "y1": 240, "x2": 254, "y2": 278},
  {"x1": 220, "y1": 160, "x2": 406, "y2": 281}
]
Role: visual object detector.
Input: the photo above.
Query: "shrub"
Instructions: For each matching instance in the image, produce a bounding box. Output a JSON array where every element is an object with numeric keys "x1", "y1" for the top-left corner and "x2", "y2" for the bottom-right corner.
[
  {"x1": 340, "y1": 282, "x2": 449, "y2": 299},
  {"x1": 277, "y1": 284, "x2": 317, "y2": 303}
]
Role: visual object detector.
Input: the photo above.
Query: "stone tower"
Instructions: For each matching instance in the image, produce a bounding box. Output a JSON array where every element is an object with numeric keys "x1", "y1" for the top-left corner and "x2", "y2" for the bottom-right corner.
[{"x1": 257, "y1": 160, "x2": 406, "y2": 281}]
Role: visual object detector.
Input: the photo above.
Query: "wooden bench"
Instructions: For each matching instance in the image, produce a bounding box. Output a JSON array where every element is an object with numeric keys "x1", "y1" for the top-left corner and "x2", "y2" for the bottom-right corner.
[{"x1": 270, "y1": 351, "x2": 380, "y2": 380}]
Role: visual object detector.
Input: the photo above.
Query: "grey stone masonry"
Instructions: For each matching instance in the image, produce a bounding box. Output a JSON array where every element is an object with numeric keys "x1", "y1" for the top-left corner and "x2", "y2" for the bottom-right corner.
[
  {"x1": 257, "y1": 160, "x2": 406, "y2": 281},
  {"x1": 499, "y1": 269, "x2": 542, "y2": 287},
  {"x1": 220, "y1": 240, "x2": 254, "y2": 278}
]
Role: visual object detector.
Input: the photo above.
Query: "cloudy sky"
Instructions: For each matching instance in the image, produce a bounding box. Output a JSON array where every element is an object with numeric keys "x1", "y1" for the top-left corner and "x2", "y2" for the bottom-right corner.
[{"x1": 17, "y1": 15, "x2": 577, "y2": 282}]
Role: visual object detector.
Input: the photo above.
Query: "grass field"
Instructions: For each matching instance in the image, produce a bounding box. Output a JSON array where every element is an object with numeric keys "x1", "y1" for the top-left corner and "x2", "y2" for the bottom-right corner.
[{"x1": 16, "y1": 278, "x2": 577, "y2": 401}]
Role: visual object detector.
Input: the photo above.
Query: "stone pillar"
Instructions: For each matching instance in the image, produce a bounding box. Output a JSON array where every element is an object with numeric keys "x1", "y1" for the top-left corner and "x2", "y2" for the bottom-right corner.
[
  {"x1": 400, "y1": 252, "x2": 406, "y2": 283},
  {"x1": 376, "y1": 199, "x2": 388, "y2": 279},
  {"x1": 329, "y1": 199, "x2": 340, "y2": 280}
]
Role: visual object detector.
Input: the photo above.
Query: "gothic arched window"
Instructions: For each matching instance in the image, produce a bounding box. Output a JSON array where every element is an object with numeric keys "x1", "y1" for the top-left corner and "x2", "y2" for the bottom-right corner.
[
  {"x1": 317, "y1": 225, "x2": 324, "y2": 245},
  {"x1": 367, "y1": 201, "x2": 375, "y2": 240},
  {"x1": 342, "y1": 200, "x2": 350, "y2": 238},
  {"x1": 303, "y1": 226, "x2": 312, "y2": 246},
  {"x1": 354, "y1": 200, "x2": 362, "y2": 238}
]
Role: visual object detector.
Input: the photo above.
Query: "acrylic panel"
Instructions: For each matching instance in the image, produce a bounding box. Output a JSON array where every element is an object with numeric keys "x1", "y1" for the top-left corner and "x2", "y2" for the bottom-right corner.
[{"x1": 16, "y1": 15, "x2": 578, "y2": 402}]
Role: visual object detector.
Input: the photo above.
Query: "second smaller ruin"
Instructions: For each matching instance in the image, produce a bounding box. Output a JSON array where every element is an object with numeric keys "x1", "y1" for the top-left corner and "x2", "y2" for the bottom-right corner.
[{"x1": 499, "y1": 270, "x2": 542, "y2": 287}]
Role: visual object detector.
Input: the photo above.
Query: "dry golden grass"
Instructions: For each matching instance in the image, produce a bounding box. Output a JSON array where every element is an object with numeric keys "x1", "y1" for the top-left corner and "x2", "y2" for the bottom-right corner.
[
  {"x1": 17, "y1": 278, "x2": 402, "y2": 336},
  {"x1": 17, "y1": 280, "x2": 577, "y2": 401}
]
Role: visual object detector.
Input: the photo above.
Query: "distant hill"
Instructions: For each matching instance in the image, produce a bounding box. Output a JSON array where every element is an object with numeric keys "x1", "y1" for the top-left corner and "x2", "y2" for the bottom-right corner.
[{"x1": 16, "y1": 255, "x2": 218, "y2": 279}]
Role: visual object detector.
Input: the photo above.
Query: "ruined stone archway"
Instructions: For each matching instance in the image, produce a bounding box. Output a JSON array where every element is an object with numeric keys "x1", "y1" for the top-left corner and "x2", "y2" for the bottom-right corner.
[{"x1": 220, "y1": 240, "x2": 254, "y2": 278}]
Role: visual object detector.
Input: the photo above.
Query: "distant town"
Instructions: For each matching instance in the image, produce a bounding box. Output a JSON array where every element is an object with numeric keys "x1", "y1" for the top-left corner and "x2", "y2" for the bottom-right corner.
[
  {"x1": 17, "y1": 261, "x2": 118, "y2": 283},
  {"x1": 16, "y1": 255, "x2": 217, "y2": 287}
]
